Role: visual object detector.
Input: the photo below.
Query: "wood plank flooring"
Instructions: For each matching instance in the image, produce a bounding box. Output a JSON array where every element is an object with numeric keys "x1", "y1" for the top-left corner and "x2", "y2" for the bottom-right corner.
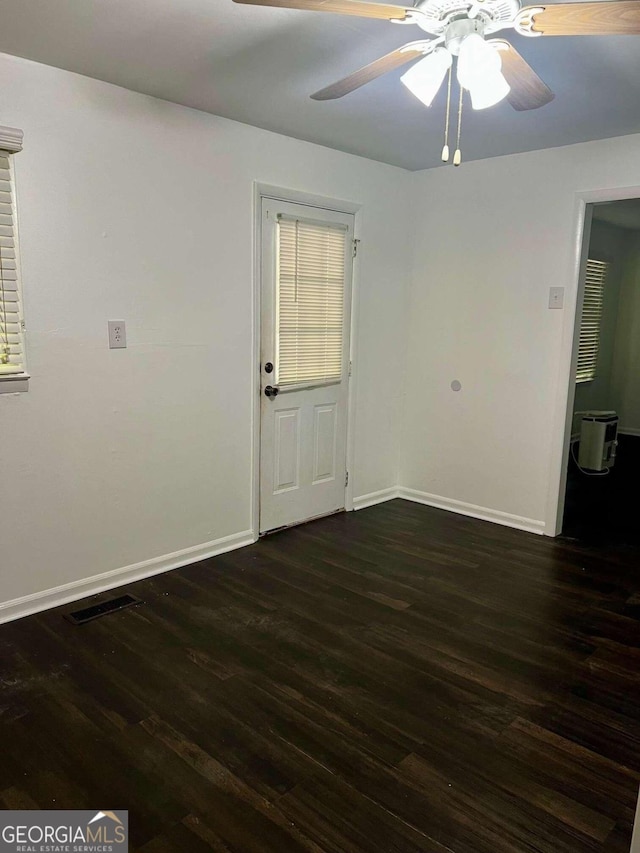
[{"x1": 1, "y1": 499, "x2": 639, "y2": 852}]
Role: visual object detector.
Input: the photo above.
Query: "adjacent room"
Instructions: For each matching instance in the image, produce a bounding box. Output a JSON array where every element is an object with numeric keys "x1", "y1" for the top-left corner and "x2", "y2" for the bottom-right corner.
[
  {"x1": 563, "y1": 199, "x2": 640, "y2": 546},
  {"x1": 1, "y1": 0, "x2": 640, "y2": 851}
]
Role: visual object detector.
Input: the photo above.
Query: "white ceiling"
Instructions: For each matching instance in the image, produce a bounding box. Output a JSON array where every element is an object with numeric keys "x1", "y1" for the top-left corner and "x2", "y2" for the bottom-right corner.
[{"x1": 1, "y1": 0, "x2": 640, "y2": 170}]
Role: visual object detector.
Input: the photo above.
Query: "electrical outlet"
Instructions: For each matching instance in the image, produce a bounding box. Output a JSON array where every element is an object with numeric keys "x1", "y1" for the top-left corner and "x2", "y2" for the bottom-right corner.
[{"x1": 108, "y1": 320, "x2": 127, "y2": 349}]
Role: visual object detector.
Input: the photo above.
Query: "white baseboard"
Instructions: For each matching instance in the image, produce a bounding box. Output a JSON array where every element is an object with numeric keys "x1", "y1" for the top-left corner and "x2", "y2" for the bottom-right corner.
[
  {"x1": 397, "y1": 488, "x2": 546, "y2": 535},
  {"x1": 619, "y1": 427, "x2": 640, "y2": 437},
  {"x1": 0, "y1": 529, "x2": 256, "y2": 626},
  {"x1": 352, "y1": 487, "x2": 400, "y2": 510},
  {"x1": 0, "y1": 485, "x2": 548, "y2": 624}
]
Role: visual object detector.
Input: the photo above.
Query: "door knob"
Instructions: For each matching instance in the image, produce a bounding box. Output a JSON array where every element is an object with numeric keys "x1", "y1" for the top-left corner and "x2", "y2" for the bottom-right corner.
[{"x1": 264, "y1": 385, "x2": 279, "y2": 398}]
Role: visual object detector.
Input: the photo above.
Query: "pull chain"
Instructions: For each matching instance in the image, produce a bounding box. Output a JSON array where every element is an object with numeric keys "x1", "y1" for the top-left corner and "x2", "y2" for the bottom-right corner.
[
  {"x1": 441, "y1": 65, "x2": 452, "y2": 163},
  {"x1": 453, "y1": 82, "x2": 464, "y2": 167}
]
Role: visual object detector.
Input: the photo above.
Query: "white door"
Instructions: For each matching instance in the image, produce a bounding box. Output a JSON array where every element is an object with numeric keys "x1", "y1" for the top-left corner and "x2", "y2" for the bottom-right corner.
[{"x1": 259, "y1": 198, "x2": 354, "y2": 534}]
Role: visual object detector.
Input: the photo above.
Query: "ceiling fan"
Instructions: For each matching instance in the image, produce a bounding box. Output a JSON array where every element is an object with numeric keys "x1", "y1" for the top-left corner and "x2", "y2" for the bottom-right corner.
[{"x1": 232, "y1": 0, "x2": 640, "y2": 163}]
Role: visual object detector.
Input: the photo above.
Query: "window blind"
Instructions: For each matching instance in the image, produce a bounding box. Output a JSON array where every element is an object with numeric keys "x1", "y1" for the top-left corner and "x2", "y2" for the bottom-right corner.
[
  {"x1": 0, "y1": 151, "x2": 24, "y2": 378},
  {"x1": 276, "y1": 216, "x2": 346, "y2": 386},
  {"x1": 576, "y1": 258, "x2": 608, "y2": 384}
]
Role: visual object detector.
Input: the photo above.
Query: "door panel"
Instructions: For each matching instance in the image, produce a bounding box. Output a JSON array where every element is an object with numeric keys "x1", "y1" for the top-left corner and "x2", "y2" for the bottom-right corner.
[
  {"x1": 313, "y1": 404, "x2": 338, "y2": 484},
  {"x1": 259, "y1": 199, "x2": 354, "y2": 534},
  {"x1": 273, "y1": 408, "x2": 300, "y2": 493}
]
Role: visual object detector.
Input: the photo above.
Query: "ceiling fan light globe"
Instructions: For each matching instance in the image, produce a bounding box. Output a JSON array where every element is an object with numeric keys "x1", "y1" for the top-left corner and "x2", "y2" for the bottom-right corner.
[
  {"x1": 400, "y1": 47, "x2": 452, "y2": 107},
  {"x1": 456, "y1": 33, "x2": 509, "y2": 109},
  {"x1": 468, "y1": 69, "x2": 510, "y2": 109},
  {"x1": 456, "y1": 32, "x2": 501, "y2": 88}
]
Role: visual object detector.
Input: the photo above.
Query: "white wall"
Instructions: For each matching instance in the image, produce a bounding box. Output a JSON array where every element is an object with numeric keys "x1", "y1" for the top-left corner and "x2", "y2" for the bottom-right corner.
[
  {"x1": 401, "y1": 133, "x2": 640, "y2": 533},
  {"x1": 6, "y1": 43, "x2": 640, "y2": 617},
  {"x1": 0, "y1": 52, "x2": 412, "y2": 614},
  {"x1": 611, "y1": 243, "x2": 640, "y2": 434}
]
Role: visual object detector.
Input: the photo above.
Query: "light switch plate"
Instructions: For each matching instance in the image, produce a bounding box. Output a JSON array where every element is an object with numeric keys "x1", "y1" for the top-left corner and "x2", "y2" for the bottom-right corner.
[
  {"x1": 108, "y1": 320, "x2": 127, "y2": 349},
  {"x1": 548, "y1": 287, "x2": 564, "y2": 309}
]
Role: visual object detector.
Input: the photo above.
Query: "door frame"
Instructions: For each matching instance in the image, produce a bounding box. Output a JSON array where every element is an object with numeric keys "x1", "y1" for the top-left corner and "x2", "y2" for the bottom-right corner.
[
  {"x1": 545, "y1": 183, "x2": 640, "y2": 537},
  {"x1": 251, "y1": 182, "x2": 362, "y2": 539}
]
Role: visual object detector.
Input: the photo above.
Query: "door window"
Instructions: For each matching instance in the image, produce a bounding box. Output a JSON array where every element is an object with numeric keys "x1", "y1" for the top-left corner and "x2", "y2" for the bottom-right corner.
[{"x1": 276, "y1": 216, "x2": 347, "y2": 387}]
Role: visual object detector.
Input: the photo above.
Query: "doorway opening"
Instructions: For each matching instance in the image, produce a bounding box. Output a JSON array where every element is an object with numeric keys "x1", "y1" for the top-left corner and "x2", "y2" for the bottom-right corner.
[{"x1": 561, "y1": 198, "x2": 640, "y2": 546}]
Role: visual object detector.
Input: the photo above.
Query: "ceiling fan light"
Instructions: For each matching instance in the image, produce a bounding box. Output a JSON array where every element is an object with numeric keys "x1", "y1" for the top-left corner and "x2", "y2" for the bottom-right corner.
[
  {"x1": 468, "y1": 70, "x2": 511, "y2": 109},
  {"x1": 400, "y1": 48, "x2": 452, "y2": 108},
  {"x1": 456, "y1": 34, "x2": 510, "y2": 110},
  {"x1": 457, "y1": 34, "x2": 500, "y2": 87}
]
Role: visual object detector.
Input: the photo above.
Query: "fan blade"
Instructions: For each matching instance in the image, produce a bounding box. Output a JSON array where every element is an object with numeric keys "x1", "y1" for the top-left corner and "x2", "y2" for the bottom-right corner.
[
  {"x1": 232, "y1": 0, "x2": 416, "y2": 22},
  {"x1": 491, "y1": 40, "x2": 555, "y2": 111},
  {"x1": 311, "y1": 42, "x2": 430, "y2": 100},
  {"x1": 519, "y1": 1, "x2": 640, "y2": 36}
]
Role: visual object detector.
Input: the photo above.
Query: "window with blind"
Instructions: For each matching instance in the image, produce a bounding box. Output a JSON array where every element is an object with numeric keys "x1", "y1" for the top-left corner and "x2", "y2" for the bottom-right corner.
[
  {"x1": 576, "y1": 258, "x2": 608, "y2": 384},
  {"x1": 275, "y1": 215, "x2": 347, "y2": 387},
  {"x1": 0, "y1": 149, "x2": 26, "y2": 385}
]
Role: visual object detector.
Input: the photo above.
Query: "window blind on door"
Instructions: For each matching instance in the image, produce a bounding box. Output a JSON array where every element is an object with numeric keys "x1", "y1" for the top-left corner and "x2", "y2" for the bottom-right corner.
[
  {"x1": 0, "y1": 151, "x2": 24, "y2": 378},
  {"x1": 576, "y1": 258, "x2": 608, "y2": 384},
  {"x1": 276, "y1": 215, "x2": 346, "y2": 386}
]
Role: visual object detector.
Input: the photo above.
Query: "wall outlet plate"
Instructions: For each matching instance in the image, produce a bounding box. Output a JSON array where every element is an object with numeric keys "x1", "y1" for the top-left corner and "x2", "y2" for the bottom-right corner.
[
  {"x1": 108, "y1": 320, "x2": 127, "y2": 349},
  {"x1": 548, "y1": 287, "x2": 564, "y2": 309}
]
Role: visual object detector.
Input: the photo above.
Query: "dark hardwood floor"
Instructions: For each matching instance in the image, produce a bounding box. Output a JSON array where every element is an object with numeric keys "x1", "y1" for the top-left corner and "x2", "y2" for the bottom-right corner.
[
  {"x1": 1, "y1": 499, "x2": 639, "y2": 852},
  {"x1": 563, "y1": 434, "x2": 640, "y2": 548}
]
